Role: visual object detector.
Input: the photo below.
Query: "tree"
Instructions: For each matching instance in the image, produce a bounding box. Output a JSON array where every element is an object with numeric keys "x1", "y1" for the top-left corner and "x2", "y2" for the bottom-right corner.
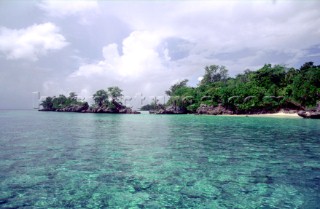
[
  {"x1": 200, "y1": 65, "x2": 229, "y2": 85},
  {"x1": 68, "y1": 92, "x2": 77, "y2": 102},
  {"x1": 93, "y1": 89, "x2": 109, "y2": 107},
  {"x1": 107, "y1": 86, "x2": 123, "y2": 102},
  {"x1": 140, "y1": 104, "x2": 153, "y2": 111},
  {"x1": 40, "y1": 97, "x2": 53, "y2": 110},
  {"x1": 292, "y1": 63, "x2": 320, "y2": 107},
  {"x1": 299, "y1": 61, "x2": 315, "y2": 72},
  {"x1": 52, "y1": 94, "x2": 68, "y2": 109},
  {"x1": 165, "y1": 79, "x2": 189, "y2": 96},
  {"x1": 235, "y1": 69, "x2": 253, "y2": 84},
  {"x1": 140, "y1": 97, "x2": 162, "y2": 111}
]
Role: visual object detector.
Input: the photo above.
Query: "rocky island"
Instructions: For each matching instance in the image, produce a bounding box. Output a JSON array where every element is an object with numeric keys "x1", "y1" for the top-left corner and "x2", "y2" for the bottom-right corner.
[
  {"x1": 40, "y1": 62, "x2": 319, "y2": 117},
  {"x1": 142, "y1": 62, "x2": 319, "y2": 117},
  {"x1": 39, "y1": 87, "x2": 140, "y2": 114}
]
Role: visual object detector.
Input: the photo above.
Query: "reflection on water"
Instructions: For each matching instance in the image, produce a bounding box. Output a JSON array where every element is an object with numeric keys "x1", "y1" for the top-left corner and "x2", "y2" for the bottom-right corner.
[{"x1": 0, "y1": 111, "x2": 320, "y2": 208}]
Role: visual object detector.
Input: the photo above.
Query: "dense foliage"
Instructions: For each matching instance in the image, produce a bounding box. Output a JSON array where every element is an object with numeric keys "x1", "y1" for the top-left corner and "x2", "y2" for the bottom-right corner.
[
  {"x1": 40, "y1": 87, "x2": 124, "y2": 110},
  {"x1": 40, "y1": 63, "x2": 319, "y2": 114},
  {"x1": 40, "y1": 92, "x2": 84, "y2": 110},
  {"x1": 165, "y1": 62, "x2": 320, "y2": 113},
  {"x1": 140, "y1": 97, "x2": 164, "y2": 111}
]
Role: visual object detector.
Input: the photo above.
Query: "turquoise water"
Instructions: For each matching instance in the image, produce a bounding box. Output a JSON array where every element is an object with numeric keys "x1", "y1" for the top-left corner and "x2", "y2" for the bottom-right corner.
[{"x1": 0, "y1": 111, "x2": 320, "y2": 208}]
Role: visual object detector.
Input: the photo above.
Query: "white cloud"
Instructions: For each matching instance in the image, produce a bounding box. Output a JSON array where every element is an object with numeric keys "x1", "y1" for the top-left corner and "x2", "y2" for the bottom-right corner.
[
  {"x1": 197, "y1": 76, "x2": 203, "y2": 82},
  {"x1": 66, "y1": 31, "x2": 182, "y2": 102},
  {"x1": 0, "y1": 22, "x2": 68, "y2": 61},
  {"x1": 39, "y1": 0, "x2": 99, "y2": 17},
  {"x1": 70, "y1": 31, "x2": 164, "y2": 79},
  {"x1": 40, "y1": 1, "x2": 320, "y2": 102},
  {"x1": 103, "y1": 0, "x2": 320, "y2": 74},
  {"x1": 3, "y1": 0, "x2": 319, "y2": 109}
]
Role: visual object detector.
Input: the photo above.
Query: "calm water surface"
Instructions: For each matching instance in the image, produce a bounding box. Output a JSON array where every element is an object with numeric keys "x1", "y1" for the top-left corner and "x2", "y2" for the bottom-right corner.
[{"x1": 0, "y1": 110, "x2": 320, "y2": 208}]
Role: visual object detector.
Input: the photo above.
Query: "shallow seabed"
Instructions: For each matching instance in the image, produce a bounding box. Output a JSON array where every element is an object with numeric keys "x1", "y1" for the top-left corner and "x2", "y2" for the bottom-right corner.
[{"x1": 0, "y1": 110, "x2": 320, "y2": 208}]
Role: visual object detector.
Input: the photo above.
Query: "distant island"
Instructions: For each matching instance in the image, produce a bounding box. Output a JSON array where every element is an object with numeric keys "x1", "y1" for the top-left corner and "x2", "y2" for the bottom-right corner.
[
  {"x1": 40, "y1": 62, "x2": 320, "y2": 117},
  {"x1": 39, "y1": 87, "x2": 140, "y2": 114}
]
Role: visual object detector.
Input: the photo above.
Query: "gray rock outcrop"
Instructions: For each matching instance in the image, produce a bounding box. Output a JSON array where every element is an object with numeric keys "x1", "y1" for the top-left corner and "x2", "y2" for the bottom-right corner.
[
  {"x1": 150, "y1": 105, "x2": 188, "y2": 114},
  {"x1": 298, "y1": 110, "x2": 320, "y2": 119},
  {"x1": 196, "y1": 104, "x2": 233, "y2": 115}
]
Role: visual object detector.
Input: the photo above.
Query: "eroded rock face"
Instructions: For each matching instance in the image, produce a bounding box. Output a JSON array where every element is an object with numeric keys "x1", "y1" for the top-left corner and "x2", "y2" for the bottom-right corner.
[
  {"x1": 119, "y1": 108, "x2": 140, "y2": 114},
  {"x1": 298, "y1": 110, "x2": 320, "y2": 119},
  {"x1": 88, "y1": 100, "x2": 140, "y2": 114},
  {"x1": 56, "y1": 102, "x2": 89, "y2": 112},
  {"x1": 40, "y1": 101, "x2": 140, "y2": 114},
  {"x1": 151, "y1": 104, "x2": 235, "y2": 115},
  {"x1": 151, "y1": 105, "x2": 188, "y2": 114},
  {"x1": 196, "y1": 104, "x2": 233, "y2": 115}
]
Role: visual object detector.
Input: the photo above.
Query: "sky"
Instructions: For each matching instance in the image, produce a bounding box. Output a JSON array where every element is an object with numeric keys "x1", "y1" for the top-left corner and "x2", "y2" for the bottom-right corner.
[{"x1": 0, "y1": 0, "x2": 320, "y2": 109}]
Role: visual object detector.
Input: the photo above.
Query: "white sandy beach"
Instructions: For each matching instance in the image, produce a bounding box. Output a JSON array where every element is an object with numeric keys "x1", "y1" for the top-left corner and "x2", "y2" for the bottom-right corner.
[
  {"x1": 248, "y1": 112, "x2": 299, "y2": 117},
  {"x1": 220, "y1": 111, "x2": 299, "y2": 118}
]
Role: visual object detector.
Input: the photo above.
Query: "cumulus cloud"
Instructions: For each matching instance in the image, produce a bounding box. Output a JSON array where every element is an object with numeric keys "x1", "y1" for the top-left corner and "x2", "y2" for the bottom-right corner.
[
  {"x1": 2, "y1": 1, "x2": 320, "y2": 109},
  {"x1": 0, "y1": 22, "x2": 68, "y2": 61},
  {"x1": 70, "y1": 31, "x2": 163, "y2": 79},
  {"x1": 39, "y1": 1, "x2": 320, "y2": 104},
  {"x1": 60, "y1": 30, "x2": 205, "y2": 107},
  {"x1": 68, "y1": 31, "x2": 172, "y2": 98},
  {"x1": 105, "y1": 1, "x2": 320, "y2": 73}
]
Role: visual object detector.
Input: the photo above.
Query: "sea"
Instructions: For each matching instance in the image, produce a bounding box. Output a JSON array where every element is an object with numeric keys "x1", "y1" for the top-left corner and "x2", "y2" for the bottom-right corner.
[{"x1": 0, "y1": 110, "x2": 320, "y2": 208}]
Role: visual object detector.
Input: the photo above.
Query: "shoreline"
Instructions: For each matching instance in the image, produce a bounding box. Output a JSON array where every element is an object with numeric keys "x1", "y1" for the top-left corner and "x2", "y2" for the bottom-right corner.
[
  {"x1": 219, "y1": 112, "x2": 299, "y2": 118},
  {"x1": 38, "y1": 109, "x2": 301, "y2": 118}
]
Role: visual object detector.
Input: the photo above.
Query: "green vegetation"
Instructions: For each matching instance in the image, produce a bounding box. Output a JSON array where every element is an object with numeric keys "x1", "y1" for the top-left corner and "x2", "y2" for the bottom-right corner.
[
  {"x1": 108, "y1": 86, "x2": 123, "y2": 102},
  {"x1": 40, "y1": 87, "x2": 124, "y2": 112},
  {"x1": 164, "y1": 62, "x2": 320, "y2": 113},
  {"x1": 40, "y1": 92, "x2": 85, "y2": 110},
  {"x1": 92, "y1": 87, "x2": 124, "y2": 108},
  {"x1": 93, "y1": 89, "x2": 109, "y2": 107},
  {"x1": 140, "y1": 97, "x2": 164, "y2": 111},
  {"x1": 40, "y1": 62, "x2": 319, "y2": 115}
]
